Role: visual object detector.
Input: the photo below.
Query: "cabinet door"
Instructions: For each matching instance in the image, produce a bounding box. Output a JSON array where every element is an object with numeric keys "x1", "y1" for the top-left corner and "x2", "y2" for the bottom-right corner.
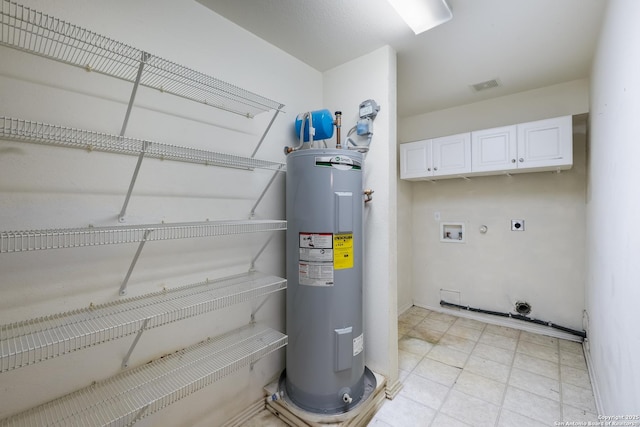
[
  {"x1": 471, "y1": 125, "x2": 517, "y2": 172},
  {"x1": 400, "y1": 139, "x2": 432, "y2": 179},
  {"x1": 517, "y1": 116, "x2": 572, "y2": 169},
  {"x1": 432, "y1": 133, "x2": 471, "y2": 176}
]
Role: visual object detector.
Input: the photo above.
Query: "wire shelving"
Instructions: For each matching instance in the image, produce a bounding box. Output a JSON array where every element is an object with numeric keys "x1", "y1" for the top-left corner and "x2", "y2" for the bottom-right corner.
[
  {"x1": 0, "y1": 272, "x2": 286, "y2": 373},
  {"x1": 0, "y1": 116, "x2": 286, "y2": 171},
  {"x1": 0, "y1": 0, "x2": 284, "y2": 118},
  {"x1": 0, "y1": 324, "x2": 287, "y2": 426}
]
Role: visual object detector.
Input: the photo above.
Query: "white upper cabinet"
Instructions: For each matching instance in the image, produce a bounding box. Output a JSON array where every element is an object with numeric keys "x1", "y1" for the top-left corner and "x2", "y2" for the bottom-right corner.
[
  {"x1": 400, "y1": 139, "x2": 431, "y2": 179},
  {"x1": 400, "y1": 133, "x2": 471, "y2": 180},
  {"x1": 432, "y1": 132, "x2": 471, "y2": 176},
  {"x1": 471, "y1": 125, "x2": 517, "y2": 173},
  {"x1": 400, "y1": 115, "x2": 573, "y2": 181},
  {"x1": 517, "y1": 116, "x2": 573, "y2": 170}
]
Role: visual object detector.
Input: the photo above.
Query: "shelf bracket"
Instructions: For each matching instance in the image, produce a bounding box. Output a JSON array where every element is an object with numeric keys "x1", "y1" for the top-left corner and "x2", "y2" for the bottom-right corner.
[
  {"x1": 251, "y1": 107, "x2": 283, "y2": 158},
  {"x1": 118, "y1": 51, "x2": 150, "y2": 223},
  {"x1": 250, "y1": 295, "x2": 272, "y2": 324},
  {"x1": 122, "y1": 318, "x2": 150, "y2": 369},
  {"x1": 118, "y1": 140, "x2": 152, "y2": 222},
  {"x1": 120, "y1": 51, "x2": 150, "y2": 137},
  {"x1": 249, "y1": 165, "x2": 284, "y2": 218},
  {"x1": 119, "y1": 229, "x2": 153, "y2": 296},
  {"x1": 249, "y1": 235, "x2": 274, "y2": 272}
]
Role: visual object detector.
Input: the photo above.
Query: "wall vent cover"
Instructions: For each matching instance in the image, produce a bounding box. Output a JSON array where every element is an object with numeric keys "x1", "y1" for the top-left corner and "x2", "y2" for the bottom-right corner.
[{"x1": 470, "y1": 78, "x2": 501, "y2": 92}]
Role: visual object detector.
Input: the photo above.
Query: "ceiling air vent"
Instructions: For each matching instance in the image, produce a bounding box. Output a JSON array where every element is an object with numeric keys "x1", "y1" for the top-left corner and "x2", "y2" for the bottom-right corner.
[{"x1": 471, "y1": 78, "x2": 501, "y2": 92}]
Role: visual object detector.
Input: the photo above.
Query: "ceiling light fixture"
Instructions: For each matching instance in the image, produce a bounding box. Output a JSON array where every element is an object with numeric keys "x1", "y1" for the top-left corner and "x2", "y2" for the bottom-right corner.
[{"x1": 387, "y1": 0, "x2": 453, "y2": 34}]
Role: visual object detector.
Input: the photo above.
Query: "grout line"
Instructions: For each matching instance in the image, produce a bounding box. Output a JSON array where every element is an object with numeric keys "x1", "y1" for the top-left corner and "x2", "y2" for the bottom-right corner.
[
  {"x1": 557, "y1": 337, "x2": 565, "y2": 423},
  {"x1": 492, "y1": 327, "x2": 520, "y2": 426},
  {"x1": 424, "y1": 312, "x2": 481, "y2": 427}
]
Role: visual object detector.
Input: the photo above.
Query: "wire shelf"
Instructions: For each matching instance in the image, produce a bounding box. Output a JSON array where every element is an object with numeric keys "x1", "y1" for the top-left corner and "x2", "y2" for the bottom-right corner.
[
  {"x1": 0, "y1": 117, "x2": 286, "y2": 171},
  {"x1": 0, "y1": 220, "x2": 287, "y2": 253},
  {"x1": 0, "y1": 272, "x2": 286, "y2": 373},
  {"x1": 0, "y1": 1, "x2": 284, "y2": 117},
  {"x1": 0, "y1": 324, "x2": 287, "y2": 426}
]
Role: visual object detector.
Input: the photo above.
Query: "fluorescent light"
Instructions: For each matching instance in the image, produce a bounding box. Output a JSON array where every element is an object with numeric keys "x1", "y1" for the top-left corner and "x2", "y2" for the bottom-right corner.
[{"x1": 387, "y1": 0, "x2": 453, "y2": 34}]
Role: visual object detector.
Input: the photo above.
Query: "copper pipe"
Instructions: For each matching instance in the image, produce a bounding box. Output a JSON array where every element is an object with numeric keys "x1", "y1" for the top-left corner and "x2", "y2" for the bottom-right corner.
[{"x1": 363, "y1": 189, "x2": 374, "y2": 203}]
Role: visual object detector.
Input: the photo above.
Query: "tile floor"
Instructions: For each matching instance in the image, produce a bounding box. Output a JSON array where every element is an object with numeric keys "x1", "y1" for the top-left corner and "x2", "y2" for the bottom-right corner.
[
  {"x1": 370, "y1": 306, "x2": 598, "y2": 427},
  {"x1": 242, "y1": 306, "x2": 598, "y2": 427}
]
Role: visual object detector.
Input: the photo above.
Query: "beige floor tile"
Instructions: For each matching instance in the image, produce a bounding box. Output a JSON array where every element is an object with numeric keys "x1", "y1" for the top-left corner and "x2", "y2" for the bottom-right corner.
[
  {"x1": 438, "y1": 333, "x2": 477, "y2": 353},
  {"x1": 428, "y1": 311, "x2": 459, "y2": 323},
  {"x1": 560, "y1": 349, "x2": 587, "y2": 370},
  {"x1": 367, "y1": 417, "x2": 393, "y2": 427},
  {"x1": 497, "y1": 409, "x2": 549, "y2": 427},
  {"x1": 479, "y1": 331, "x2": 518, "y2": 351},
  {"x1": 407, "y1": 327, "x2": 443, "y2": 344},
  {"x1": 413, "y1": 357, "x2": 462, "y2": 387},
  {"x1": 440, "y1": 390, "x2": 500, "y2": 427},
  {"x1": 562, "y1": 404, "x2": 599, "y2": 423},
  {"x1": 560, "y1": 364, "x2": 592, "y2": 389},
  {"x1": 446, "y1": 323, "x2": 484, "y2": 341},
  {"x1": 509, "y1": 367, "x2": 561, "y2": 401},
  {"x1": 453, "y1": 317, "x2": 487, "y2": 331},
  {"x1": 397, "y1": 322, "x2": 412, "y2": 337},
  {"x1": 513, "y1": 352, "x2": 559, "y2": 380},
  {"x1": 398, "y1": 368, "x2": 411, "y2": 383},
  {"x1": 561, "y1": 382, "x2": 597, "y2": 413},
  {"x1": 559, "y1": 339, "x2": 584, "y2": 355},
  {"x1": 398, "y1": 336, "x2": 434, "y2": 356},
  {"x1": 453, "y1": 371, "x2": 506, "y2": 405},
  {"x1": 464, "y1": 354, "x2": 511, "y2": 383},
  {"x1": 240, "y1": 410, "x2": 288, "y2": 427},
  {"x1": 398, "y1": 349, "x2": 422, "y2": 371},
  {"x1": 503, "y1": 386, "x2": 561, "y2": 425},
  {"x1": 426, "y1": 344, "x2": 469, "y2": 369},
  {"x1": 399, "y1": 311, "x2": 428, "y2": 327},
  {"x1": 520, "y1": 330, "x2": 559, "y2": 348},
  {"x1": 374, "y1": 394, "x2": 436, "y2": 427},
  {"x1": 399, "y1": 373, "x2": 450, "y2": 410},
  {"x1": 484, "y1": 324, "x2": 521, "y2": 339},
  {"x1": 407, "y1": 306, "x2": 433, "y2": 317},
  {"x1": 418, "y1": 317, "x2": 454, "y2": 333},
  {"x1": 517, "y1": 340, "x2": 559, "y2": 363},
  {"x1": 431, "y1": 412, "x2": 472, "y2": 427},
  {"x1": 472, "y1": 343, "x2": 515, "y2": 366}
]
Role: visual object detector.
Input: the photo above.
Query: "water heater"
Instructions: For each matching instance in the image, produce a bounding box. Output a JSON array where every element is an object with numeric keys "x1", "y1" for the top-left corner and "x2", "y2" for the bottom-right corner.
[{"x1": 284, "y1": 148, "x2": 366, "y2": 413}]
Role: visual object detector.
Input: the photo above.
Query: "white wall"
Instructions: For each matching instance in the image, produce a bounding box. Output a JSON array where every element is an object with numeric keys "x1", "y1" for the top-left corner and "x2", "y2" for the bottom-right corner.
[
  {"x1": 398, "y1": 80, "x2": 590, "y2": 332},
  {"x1": 323, "y1": 46, "x2": 399, "y2": 387},
  {"x1": 586, "y1": 0, "x2": 640, "y2": 413},
  {"x1": 0, "y1": 0, "x2": 321, "y2": 425},
  {"x1": 397, "y1": 177, "x2": 413, "y2": 314}
]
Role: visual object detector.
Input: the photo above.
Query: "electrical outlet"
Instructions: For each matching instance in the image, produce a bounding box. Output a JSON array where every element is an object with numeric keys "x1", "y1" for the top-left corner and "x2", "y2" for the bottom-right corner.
[{"x1": 511, "y1": 219, "x2": 525, "y2": 231}]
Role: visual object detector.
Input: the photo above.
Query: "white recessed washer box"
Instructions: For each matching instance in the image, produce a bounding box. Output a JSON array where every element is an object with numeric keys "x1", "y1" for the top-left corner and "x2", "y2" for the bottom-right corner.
[{"x1": 440, "y1": 222, "x2": 465, "y2": 243}]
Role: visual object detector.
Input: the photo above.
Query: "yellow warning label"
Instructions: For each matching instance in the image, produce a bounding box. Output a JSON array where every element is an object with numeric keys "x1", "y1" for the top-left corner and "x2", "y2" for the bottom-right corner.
[{"x1": 333, "y1": 233, "x2": 353, "y2": 270}]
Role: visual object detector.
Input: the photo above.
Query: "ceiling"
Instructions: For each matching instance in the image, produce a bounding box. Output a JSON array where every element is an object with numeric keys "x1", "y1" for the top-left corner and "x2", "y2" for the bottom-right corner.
[{"x1": 197, "y1": 0, "x2": 607, "y2": 118}]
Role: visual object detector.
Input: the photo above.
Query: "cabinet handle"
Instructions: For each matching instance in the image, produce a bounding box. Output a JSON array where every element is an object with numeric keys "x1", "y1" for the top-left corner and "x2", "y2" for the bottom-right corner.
[
  {"x1": 427, "y1": 168, "x2": 431, "y2": 171},
  {"x1": 511, "y1": 159, "x2": 516, "y2": 163},
  {"x1": 434, "y1": 167, "x2": 438, "y2": 171},
  {"x1": 519, "y1": 158, "x2": 524, "y2": 162}
]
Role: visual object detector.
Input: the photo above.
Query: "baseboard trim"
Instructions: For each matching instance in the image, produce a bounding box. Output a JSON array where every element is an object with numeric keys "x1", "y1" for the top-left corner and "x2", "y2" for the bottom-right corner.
[
  {"x1": 385, "y1": 378, "x2": 403, "y2": 400},
  {"x1": 223, "y1": 398, "x2": 265, "y2": 427},
  {"x1": 398, "y1": 301, "x2": 413, "y2": 316},
  {"x1": 414, "y1": 302, "x2": 583, "y2": 342}
]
